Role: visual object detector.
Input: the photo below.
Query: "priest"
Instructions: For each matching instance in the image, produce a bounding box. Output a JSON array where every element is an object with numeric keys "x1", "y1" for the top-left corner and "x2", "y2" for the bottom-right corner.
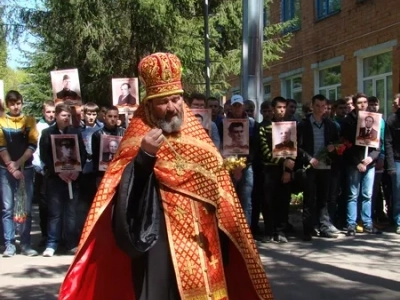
[{"x1": 59, "y1": 52, "x2": 273, "y2": 300}]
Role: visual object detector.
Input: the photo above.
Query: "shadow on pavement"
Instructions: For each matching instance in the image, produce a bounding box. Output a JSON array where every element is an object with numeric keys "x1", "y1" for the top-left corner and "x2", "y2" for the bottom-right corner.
[
  {"x1": 0, "y1": 282, "x2": 60, "y2": 300},
  {"x1": 258, "y1": 234, "x2": 400, "y2": 300},
  {"x1": 2, "y1": 263, "x2": 69, "y2": 278}
]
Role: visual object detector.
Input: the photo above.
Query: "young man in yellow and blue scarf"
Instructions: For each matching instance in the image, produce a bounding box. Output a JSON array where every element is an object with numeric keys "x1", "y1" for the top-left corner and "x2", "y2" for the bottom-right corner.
[{"x1": 0, "y1": 90, "x2": 38, "y2": 257}]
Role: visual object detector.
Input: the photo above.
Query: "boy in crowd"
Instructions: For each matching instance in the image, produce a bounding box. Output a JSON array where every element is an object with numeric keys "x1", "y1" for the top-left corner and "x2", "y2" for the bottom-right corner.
[
  {"x1": 78, "y1": 102, "x2": 102, "y2": 234},
  {"x1": 297, "y1": 94, "x2": 340, "y2": 241},
  {"x1": 32, "y1": 100, "x2": 56, "y2": 246},
  {"x1": 341, "y1": 93, "x2": 381, "y2": 235},
  {"x1": 0, "y1": 90, "x2": 39, "y2": 257},
  {"x1": 218, "y1": 95, "x2": 255, "y2": 225},
  {"x1": 258, "y1": 97, "x2": 294, "y2": 243},
  {"x1": 367, "y1": 96, "x2": 389, "y2": 226},
  {"x1": 285, "y1": 99, "x2": 299, "y2": 122},
  {"x1": 92, "y1": 106, "x2": 125, "y2": 186},
  {"x1": 385, "y1": 94, "x2": 400, "y2": 233},
  {"x1": 39, "y1": 104, "x2": 86, "y2": 257},
  {"x1": 251, "y1": 100, "x2": 274, "y2": 236},
  {"x1": 189, "y1": 93, "x2": 220, "y2": 148},
  {"x1": 334, "y1": 98, "x2": 348, "y2": 126},
  {"x1": 244, "y1": 99, "x2": 256, "y2": 119}
]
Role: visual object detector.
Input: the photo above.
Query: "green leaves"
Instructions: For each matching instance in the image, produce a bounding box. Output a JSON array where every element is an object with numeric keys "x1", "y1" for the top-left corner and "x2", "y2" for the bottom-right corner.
[{"x1": 5, "y1": 0, "x2": 292, "y2": 113}]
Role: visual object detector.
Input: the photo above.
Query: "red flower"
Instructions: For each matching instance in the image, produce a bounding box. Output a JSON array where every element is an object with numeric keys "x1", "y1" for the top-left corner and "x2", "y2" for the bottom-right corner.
[{"x1": 336, "y1": 144, "x2": 346, "y2": 155}]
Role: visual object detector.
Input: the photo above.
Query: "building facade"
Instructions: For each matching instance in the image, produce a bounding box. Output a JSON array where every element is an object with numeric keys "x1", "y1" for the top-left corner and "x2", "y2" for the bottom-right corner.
[{"x1": 229, "y1": 0, "x2": 400, "y2": 119}]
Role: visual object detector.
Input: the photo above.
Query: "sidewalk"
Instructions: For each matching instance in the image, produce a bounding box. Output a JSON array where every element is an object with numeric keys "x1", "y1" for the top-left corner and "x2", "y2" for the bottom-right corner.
[{"x1": 1, "y1": 206, "x2": 400, "y2": 299}]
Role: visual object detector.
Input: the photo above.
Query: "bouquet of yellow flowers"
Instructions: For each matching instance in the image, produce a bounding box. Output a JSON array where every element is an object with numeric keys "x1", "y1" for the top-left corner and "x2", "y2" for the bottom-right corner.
[
  {"x1": 222, "y1": 156, "x2": 247, "y2": 172},
  {"x1": 222, "y1": 156, "x2": 247, "y2": 181}
]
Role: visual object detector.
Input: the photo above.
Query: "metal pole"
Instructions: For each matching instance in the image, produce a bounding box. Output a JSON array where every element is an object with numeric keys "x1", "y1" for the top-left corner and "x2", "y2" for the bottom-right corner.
[
  {"x1": 241, "y1": 0, "x2": 249, "y2": 101},
  {"x1": 241, "y1": 0, "x2": 264, "y2": 121},
  {"x1": 204, "y1": 0, "x2": 211, "y2": 98}
]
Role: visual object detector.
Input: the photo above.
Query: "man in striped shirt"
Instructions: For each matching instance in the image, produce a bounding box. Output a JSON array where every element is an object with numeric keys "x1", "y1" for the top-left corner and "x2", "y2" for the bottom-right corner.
[
  {"x1": 297, "y1": 94, "x2": 340, "y2": 241},
  {"x1": 258, "y1": 97, "x2": 294, "y2": 243}
]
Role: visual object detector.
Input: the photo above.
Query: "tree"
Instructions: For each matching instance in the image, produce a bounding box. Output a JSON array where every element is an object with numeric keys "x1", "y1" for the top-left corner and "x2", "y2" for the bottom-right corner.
[
  {"x1": 7, "y1": 0, "x2": 292, "y2": 107},
  {"x1": 0, "y1": 6, "x2": 8, "y2": 85}
]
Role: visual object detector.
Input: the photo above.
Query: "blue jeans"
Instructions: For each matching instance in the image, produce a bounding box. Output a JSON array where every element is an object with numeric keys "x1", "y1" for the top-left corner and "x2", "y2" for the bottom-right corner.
[
  {"x1": 346, "y1": 166, "x2": 375, "y2": 228},
  {"x1": 391, "y1": 162, "x2": 400, "y2": 226},
  {"x1": 46, "y1": 176, "x2": 79, "y2": 250},
  {"x1": 232, "y1": 165, "x2": 253, "y2": 226},
  {"x1": 1, "y1": 167, "x2": 34, "y2": 247}
]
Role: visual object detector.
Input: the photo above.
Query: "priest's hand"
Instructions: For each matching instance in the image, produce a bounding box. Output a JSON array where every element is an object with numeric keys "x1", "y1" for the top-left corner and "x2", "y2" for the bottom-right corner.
[{"x1": 141, "y1": 128, "x2": 164, "y2": 155}]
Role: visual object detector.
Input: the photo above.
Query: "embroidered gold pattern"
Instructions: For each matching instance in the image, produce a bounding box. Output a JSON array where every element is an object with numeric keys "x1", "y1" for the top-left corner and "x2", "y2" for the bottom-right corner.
[
  {"x1": 210, "y1": 256, "x2": 219, "y2": 269},
  {"x1": 75, "y1": 103, "x2": 274, "y2": 300}
]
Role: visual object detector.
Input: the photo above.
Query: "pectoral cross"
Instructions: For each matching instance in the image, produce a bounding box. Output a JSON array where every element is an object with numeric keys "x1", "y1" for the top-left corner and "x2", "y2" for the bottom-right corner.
[{"x1": 210, "y1": 256, "x2": 218, "y2": 269}]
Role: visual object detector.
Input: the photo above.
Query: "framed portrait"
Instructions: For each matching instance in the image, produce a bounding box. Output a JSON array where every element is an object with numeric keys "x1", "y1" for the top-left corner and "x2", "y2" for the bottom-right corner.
[
  {"x1": 99, "y1": 135, "x2": 123, "y2": 171},
  {"x1": 222, "y1": 119, "x2": 249, "y2": 156},
  {"x1": 50, "y1": 134, "x2": 82, "y2": 172},
  {"x1": 191, "y1": 108, "x2": 212, "y2": 134},
  {"x1": 112, "y1": 78, "x2": 139, "y2": 112},
  {"x1": 272, "y1": 121, "x2": 297, "y2": 158},
  {"x1": 355, "y1": 111, "x2": 382, "y2": 148},
  {"x1": 0, "y1": 79, "x2": 4, "y2": 106},
  {"x1": 50, "y1": 69, "x2": 82, "y2": 105}
]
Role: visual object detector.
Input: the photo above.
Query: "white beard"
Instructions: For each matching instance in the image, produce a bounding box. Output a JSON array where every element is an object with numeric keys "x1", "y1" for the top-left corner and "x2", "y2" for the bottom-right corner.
[{"x1": 158, "y1": 114, "x2": 183, "y2": 133}]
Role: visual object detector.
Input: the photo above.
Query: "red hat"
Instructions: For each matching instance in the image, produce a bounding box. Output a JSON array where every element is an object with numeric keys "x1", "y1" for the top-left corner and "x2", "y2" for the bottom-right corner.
[{"x1": 138, "y1": 52, "x2": 184, "y2": 101}]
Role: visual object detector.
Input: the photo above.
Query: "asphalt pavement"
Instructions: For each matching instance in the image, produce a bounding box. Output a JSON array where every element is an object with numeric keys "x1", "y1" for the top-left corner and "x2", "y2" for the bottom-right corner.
[{"x1": 1, "y1": 206, "x2": 400, "y2": 300}]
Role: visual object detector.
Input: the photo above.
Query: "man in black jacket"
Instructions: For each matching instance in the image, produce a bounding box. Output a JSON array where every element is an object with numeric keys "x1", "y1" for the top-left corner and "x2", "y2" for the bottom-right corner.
[
  {"x1": 385, "y1": 104, "x2": 400, "y2": 234},
  {"x1": 297, "y1": 94, "x2": 339, "y2": 241},
  {"x1": 341, "y1": 93, "x2": 381, "y2": 236},
  {"x1": 92, "y1": 106, "x2": 125, "y2": 186},
  {"x1": 39, "y1": 104, "x2": 87, "y2": 257},
  {"x1": 259, "y1": 97, "x2": 294, "y2": 243},
  {"x1": 251, "y1": 100, "x2": 273, "y2": 237},
  {"x1": 217, "y1": 94, "x2": 256, "y2": 226}
]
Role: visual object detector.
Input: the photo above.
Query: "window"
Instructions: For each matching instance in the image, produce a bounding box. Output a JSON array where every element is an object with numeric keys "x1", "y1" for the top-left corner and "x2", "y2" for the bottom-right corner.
[
  {"x1": 231, "y1": 87, "x2": 240, "y2": 95},
  {"x1": 317, "y1": 65, "x2": 341, "y2": 100},
  {"x1": 316, "y1": 0, "x2": 341, "y2": 20},
  {"x1": 283, "y1": 76, "x2": 302, "y2": 102},
  {"x1": 263, "y1": 84, "x2": 271, "y2": 100},
  {"x1": 281, "y1": 0, "x2": 301, "y2": 31},
  {"x1": 360, "y1": 52, "x2": 392, "y2": 116}
]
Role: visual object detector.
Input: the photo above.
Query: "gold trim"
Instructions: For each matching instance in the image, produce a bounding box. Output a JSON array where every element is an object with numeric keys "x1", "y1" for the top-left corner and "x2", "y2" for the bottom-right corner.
[
  {"x1": 218, "y1": 223, "x2": 269, "y2": 300},
  {"x1": 143, "y1": 89, "x2": 184, "y2": 102},
  {"x1": 191, "y1": 201, "x2": 212, "y2": 300},
  {"x1": 156, "y1": 159, "x2": 218, "y2": 183},
  {"x1": 159, "y1": 187, "x2": 186, "y2": 298},
  {"x1": 185, "y1": 287, "x2": 228, "y2": 300}
]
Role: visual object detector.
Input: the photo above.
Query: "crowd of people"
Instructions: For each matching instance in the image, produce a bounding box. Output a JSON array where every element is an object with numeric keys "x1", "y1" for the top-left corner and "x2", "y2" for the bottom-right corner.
[
  {"x1": 0, "y1": 86, "x2": 399, "y2": 258},
  {"x1": 187, "y1": 91, "x2": 400, "y2": 243}
]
